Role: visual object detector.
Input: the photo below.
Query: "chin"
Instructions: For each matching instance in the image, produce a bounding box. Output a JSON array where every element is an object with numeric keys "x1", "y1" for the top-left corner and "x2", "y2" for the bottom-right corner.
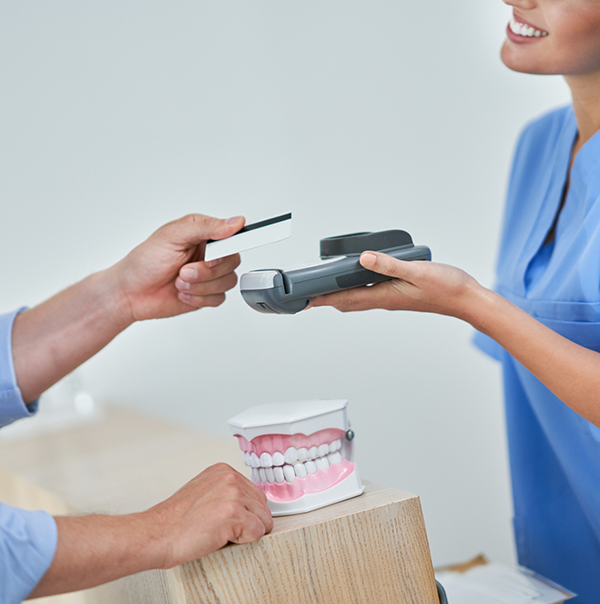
[{"x1": 500, "y1": 42, "x2": 557, "y2": 75}]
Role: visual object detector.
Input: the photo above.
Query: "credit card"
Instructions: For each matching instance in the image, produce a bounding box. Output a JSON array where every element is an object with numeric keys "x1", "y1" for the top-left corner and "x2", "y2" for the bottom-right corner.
[{"x1": 204, "y1": 213, "x2": 292, "y2": 262}]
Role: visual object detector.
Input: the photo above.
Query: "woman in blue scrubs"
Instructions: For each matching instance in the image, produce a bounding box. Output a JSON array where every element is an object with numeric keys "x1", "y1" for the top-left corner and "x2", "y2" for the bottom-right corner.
[{"x1": 313, "y1": 1, "x2": 600, "y2": 602}]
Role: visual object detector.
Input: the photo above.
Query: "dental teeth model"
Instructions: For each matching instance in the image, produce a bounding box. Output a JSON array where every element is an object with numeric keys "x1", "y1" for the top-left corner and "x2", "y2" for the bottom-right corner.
[{"x1": 228, "y1": 399, "x2": 365, "y2": 516}]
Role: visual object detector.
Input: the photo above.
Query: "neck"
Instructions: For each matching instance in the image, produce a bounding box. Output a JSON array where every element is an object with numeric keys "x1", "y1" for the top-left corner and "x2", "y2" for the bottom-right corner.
[{"x1": 565, "y1": 72, "x2": 600, "y2": 149}]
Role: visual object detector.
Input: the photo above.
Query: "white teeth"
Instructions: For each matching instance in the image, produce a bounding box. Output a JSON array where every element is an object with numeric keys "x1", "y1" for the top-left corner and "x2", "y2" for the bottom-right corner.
[
  {"x1": 283, "y1": 464, "x2": 296, "y2": 483},
  {"x1": 260, "y1": 452, "x2": 273, "y2": 468},
  {"x1": 284, "y1": 447, "x2": 298, "y2": 464},
  {"x1": 272, "y1": 452, "x2": 285, "y2": 466},
  {"x1": 247, "y1": 438, "x2": 346, "y2": 484},
  {"x1": 294, "y1": 462, "x2": 308, "y2": 478},
  {"x1": 509, "y1": 17, "x2": 547, "y2": 38},
  {"x1": 316, "y1": 456, "x2": 330, "y2": 471},
  {"x1": 274, "y1": 466, "x2": 285, "y2": 484},
  {"x1": 328, "y1": 451, "x2": 343, "y2": 465},
  {"x1": 305, "y1": 460, "x2": 317, "y2": 475}
]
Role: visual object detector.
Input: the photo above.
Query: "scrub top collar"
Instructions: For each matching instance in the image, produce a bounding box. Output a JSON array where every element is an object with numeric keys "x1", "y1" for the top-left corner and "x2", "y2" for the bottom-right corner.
[
  {"x1": 499, "y1": 106, "x2": 600, "y2": 300},
  {"x1": 521, "y1": 109, "x2": 575, "y2": 295}
]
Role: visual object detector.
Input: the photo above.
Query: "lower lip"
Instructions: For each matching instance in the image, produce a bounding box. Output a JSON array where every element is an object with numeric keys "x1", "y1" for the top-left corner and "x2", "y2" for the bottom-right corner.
[{"x1": 506, "y1": 22, "x2": 545, "y2": 44}]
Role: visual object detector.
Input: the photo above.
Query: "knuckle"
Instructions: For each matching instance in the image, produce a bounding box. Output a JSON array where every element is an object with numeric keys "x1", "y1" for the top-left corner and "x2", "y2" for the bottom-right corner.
[
  {"x1": 212, "y1": 462, "x2": 231, "y2": 474},
  {"x1": 217, "y1": 465, "x2": 243, "y2": 485},
  {"x1": 221, "y1": 501, "x2": 242, "y2": 521},
  {"x1": 222, "y1": 469, "x2": 242, "y2": 486},
  {"x1": 184, "y1": 213, "x2": 209, "y2": 225}
]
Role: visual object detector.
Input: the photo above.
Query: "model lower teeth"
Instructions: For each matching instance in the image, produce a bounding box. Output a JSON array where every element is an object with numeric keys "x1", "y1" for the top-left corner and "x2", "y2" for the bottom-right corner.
[{"x1": 510, "y1": 18, "x2": 548, "y2": 38}]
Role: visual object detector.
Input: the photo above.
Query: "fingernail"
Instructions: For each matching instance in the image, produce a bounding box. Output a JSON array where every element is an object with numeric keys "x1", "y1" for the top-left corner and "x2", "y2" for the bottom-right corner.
[
  {"x1": 205, "y1": 257, "x2": 223, "y2": 268},
  {"x1": 178, "y1": 292, "x2": 191, "y2": 302},
  {"x1": 180, "y1": 267, "x2": 197, "y2": 281},
  {"x1": 226, "y1": 215, "x2": 243, "y2": 225},
  {"x1": 176, "y1": 278, "x2": 190, "y2": 290}
]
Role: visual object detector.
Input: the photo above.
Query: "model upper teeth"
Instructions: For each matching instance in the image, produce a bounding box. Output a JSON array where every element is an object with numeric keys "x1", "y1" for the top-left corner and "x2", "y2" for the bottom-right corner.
[
  {"x1": 245, "y1": 439, "x2": 344, "y2": 484},
  {"x1": 510, "y1": 17, "x2": 548, "y2": 37}
]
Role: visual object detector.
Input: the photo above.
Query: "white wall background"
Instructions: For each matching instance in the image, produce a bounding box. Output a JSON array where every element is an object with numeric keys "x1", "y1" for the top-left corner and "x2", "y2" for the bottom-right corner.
[{"x1": 0, "y1": 1, "x2": 571, "y2": 567}]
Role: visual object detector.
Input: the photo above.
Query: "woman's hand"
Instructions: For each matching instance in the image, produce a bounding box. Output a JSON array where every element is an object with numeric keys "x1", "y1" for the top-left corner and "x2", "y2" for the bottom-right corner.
[
  {"x1": 311, "y1": 250, "x2": 483, "y2": 323},
  {"x1": 110, "y1": 214, "x2": 245, "y2": 322}
]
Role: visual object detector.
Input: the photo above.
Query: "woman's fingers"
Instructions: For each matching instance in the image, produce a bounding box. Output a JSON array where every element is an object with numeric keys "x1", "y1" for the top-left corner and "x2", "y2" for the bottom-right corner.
[
  {"x1": 360, "y1": 251, "x2": 416, "y2": 282},
  {"x1": 311, "y1": 281, "x2": 403, "y2": 312}
]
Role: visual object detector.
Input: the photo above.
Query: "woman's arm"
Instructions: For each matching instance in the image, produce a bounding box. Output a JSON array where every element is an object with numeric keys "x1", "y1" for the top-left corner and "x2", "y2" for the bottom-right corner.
[
  {"x1": 27, "y1": 464, "x2": 273, "y2": 599},
  {"x1": 311, "y1": 251, "x2": 600, "y2": 428},
  {"x1": 12, "y1": 214, "x2": 244, "y2": 403}
]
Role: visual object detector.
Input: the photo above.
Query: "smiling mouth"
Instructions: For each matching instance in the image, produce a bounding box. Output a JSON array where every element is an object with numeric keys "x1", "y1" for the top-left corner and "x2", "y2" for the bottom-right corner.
[{"x1": 509, "y1": 16, "x2": 548, "y2": 38}]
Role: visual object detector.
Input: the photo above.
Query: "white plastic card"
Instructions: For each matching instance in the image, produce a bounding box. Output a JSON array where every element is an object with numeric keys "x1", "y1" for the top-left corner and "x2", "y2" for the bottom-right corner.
[{"x1": 204, "y1": 213, "x2": 292, "y2": 261}]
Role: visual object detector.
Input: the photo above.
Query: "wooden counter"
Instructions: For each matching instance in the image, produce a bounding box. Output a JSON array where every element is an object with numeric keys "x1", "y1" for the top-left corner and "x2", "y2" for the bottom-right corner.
[{"x1": 0, "y1": 405, "x2": 438, "y2": 604}]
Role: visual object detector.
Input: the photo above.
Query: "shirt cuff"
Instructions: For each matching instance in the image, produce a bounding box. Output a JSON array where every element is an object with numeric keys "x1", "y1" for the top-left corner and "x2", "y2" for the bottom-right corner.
[
  {"x1": 0, "y1": 503, "x2": 58, "y2": 603},
  {"x1": 0, "y1": 308, "x2": 39, "y2": 428}
]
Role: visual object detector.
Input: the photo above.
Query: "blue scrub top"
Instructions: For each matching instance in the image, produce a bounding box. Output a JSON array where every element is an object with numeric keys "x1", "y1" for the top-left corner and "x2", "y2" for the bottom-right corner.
[{"x1": 475, "y1": 105, "x2": 600, "y2": 603}]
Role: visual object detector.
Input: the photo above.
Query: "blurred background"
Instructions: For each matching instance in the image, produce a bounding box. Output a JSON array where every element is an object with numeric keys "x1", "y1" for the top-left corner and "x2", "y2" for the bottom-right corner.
[{"x1": 0, "y1": 0, "x2": 571, "y2": 567}]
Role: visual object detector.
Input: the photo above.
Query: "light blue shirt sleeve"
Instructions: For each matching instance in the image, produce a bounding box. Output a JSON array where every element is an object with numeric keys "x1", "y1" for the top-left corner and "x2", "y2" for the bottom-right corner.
[
  {"x1": 0, "y1": 308, "x2": 39, "y2": 428},
  {"x1": 0, "y1": 308, "x2": 58, "y2": 602},
  {"x1": 0, "y1": 503, "x2": 58, "y2": 603}
]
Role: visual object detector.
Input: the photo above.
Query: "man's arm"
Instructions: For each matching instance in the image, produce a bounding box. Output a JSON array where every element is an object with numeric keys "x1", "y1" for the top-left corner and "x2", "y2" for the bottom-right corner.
[
  {"x1": 0, "y1": 213, "x2": 274, "y2": 601},
  {"x1": 27, "y1": 464, "x2": 273, "y2": 599},
  {"x1": 12, "y1": 214, "x2": 244, "y2": 403}
]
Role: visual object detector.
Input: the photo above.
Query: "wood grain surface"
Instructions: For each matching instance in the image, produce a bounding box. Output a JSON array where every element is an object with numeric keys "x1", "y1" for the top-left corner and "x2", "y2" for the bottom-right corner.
[{"x1": 0, "y1": 405, "x2": 438, "y2": 604}]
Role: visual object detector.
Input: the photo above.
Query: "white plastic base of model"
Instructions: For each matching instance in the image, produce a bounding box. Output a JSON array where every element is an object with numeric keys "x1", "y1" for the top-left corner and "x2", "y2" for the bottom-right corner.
[
  {"x1": 204, "y1": 215, "x2": 292, "y2": 262},
  {"x1": 267, "y1": 468, "x2": 365, "y2": 516}
]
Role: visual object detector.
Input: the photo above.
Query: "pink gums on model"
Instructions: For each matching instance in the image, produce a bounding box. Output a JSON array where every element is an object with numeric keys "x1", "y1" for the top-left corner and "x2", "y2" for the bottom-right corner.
[{"x1": 235, "y1": 428, "x2": 356, "y2": 502}]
